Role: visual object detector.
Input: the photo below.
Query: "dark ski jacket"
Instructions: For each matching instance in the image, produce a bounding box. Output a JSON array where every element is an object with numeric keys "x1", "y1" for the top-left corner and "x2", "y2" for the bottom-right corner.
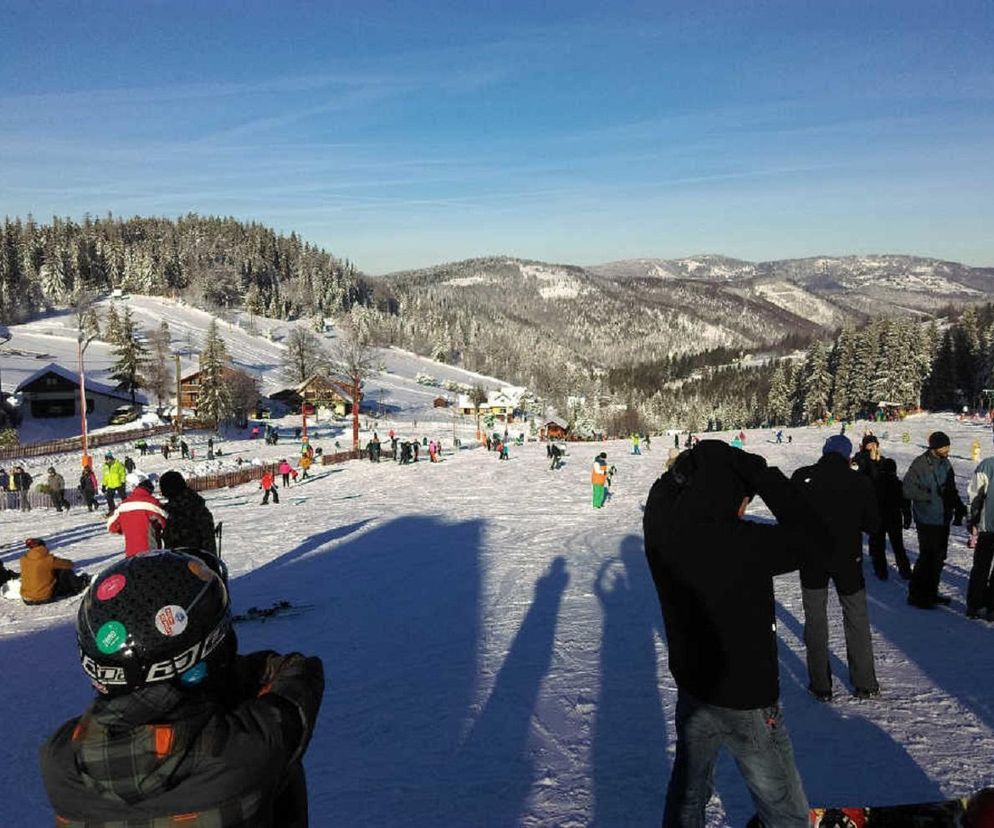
[
  {"x1": 643, "y1": 441, "x2": 829, "y2": 710},
  {"x1": 162, "y1": 487, "x2": 218, "y2": 555},
  {"x1": 40, "y1": 651, "x2": 324, "y2": 828},
  {"x1": 853, "y1": 449, "x2": 881, "y2": 483},
  {"x1": 875, "y1": 469, "x2": 912, "y2": 527},
  {"x1": 791, "y1": 453, "x2": 881, "y2": 594}
]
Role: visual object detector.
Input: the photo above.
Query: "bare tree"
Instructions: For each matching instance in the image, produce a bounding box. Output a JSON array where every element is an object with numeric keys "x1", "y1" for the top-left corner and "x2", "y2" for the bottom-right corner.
[
  {"x1": 469, "y1": 384, "x2": 489, "y2": 440},
  {"x1": 283, "y1": 327, "x2": 328, "y2": 385},
  {"x1": 227, "y1": 368, "x2": 262, "y2": 427},
  {"x1": 330, "y1": 323, "x2": 377, "y2": 450},
  {"x1": 145, "y1": 321, "x2": 173, "y2": 413}
]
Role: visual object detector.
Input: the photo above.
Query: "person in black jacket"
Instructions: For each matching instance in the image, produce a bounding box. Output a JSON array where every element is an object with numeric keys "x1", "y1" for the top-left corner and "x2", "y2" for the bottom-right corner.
[
  {"x1": 158, "y1": 471, "x2": 217, "y2": 555},
  {"x1": 644, "y1": 440, "x2": 828, "y2": 828},
  {"x1": 869, "y1": 457, "x2": 913, "y2": 580},
  {"x1": 791, "y1": 435, "x2": 882, "y2": 701},
  {"x1": 39, "y1": 550, "x2": 324, "y2": 827}
]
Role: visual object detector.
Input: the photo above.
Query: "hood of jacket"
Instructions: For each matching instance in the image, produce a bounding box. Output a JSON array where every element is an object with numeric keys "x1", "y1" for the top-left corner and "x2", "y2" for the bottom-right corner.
[
  {"x1": 70, "y1": 684, "x2": 213, "y2": 804},
  {"x1": 665, "y1": 440, "x2": 758, "y2": 524}
]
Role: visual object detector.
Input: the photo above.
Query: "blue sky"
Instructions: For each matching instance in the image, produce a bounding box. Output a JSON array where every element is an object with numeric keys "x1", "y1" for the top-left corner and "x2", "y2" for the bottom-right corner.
[{"x1": 2, "y1": 1, "x2": 993, "y2": 273}]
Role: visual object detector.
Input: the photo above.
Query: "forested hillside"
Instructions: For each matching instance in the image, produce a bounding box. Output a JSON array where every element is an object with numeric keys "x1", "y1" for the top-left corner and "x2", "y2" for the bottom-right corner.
[{"x1": 0, "y1": 214, "x2": 372, "y2": 324}]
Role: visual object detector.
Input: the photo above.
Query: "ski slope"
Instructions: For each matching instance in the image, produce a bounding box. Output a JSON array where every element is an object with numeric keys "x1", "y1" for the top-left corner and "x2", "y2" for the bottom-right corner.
[{"x1": 2, "y1": 412, "x2": 994, "y2": 825}]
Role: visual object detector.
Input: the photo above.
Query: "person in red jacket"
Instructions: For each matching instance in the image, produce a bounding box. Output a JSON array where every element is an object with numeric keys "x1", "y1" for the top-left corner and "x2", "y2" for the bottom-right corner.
[
  {"x1": 107, "y1": 480, "x2": 167, "y2": 556},
  {"x1": 260, "y1": 469, "x2": 280, "y2": 504}
]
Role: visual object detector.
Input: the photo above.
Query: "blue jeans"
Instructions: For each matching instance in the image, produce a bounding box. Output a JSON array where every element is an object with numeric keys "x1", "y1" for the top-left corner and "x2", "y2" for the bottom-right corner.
[{"x1": 664, "y1": 691, "x2": 809, "y2": 828}]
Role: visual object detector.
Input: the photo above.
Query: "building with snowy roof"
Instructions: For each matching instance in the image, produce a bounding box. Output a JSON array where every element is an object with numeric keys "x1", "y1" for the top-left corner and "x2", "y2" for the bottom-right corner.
[{"x1": 14, "y1": 363, "x2": 146, "y2": 419}]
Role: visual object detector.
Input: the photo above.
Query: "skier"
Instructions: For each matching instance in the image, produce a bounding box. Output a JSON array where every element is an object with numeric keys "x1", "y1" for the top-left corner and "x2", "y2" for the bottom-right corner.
[
  {"x1": 101, "y1": 453, "x2": 127, "y2": 514},
  {"x1": 730, "y1": 434, "x2": 744, "y2": 449},
  {"x1": 180, "y1": 440, "x2": 190, "y2": 459},
  {"x1": 159, "y1": 471, "x2": 217, "y2": 556},
  {"x1": 161, "y1": 442, "x2": 170, "y2": 460},
  {"x1": 643, "y1": 442, "x2": 827, "y2": 827},
  {"x1": 260, "y1": 469, "x2": 280, "y2": 504},
  {"x1": 966, "y1": 452, "x2": 994, "y2": 620},
  {"x1": 550, "y1": 443, "x2": 563, "y2": 470},
  {"x1": 775, "y1": 430, "x2": 784, "y2": 444},
  {"x1": 904, "y1": 432, "x2": 966, "y2": 609},
  {"x1": 46, "y1": 467, "x2": 71, "y2": 512},
  {"x1": 391, "y1": 435, "x2": 399, "y2": 461},
  {"x1": 299, "y1": 453, "x2": 312, "y2": 479},
  {"x1": 79, "y1": 462, "x2": 99, "y2": 512},
  {"x1": 791, "y1": 435, "x2": 881, "y2": 701},
  {"x1": 592, "y1": 452, "x2": 609, "y2": 509},
  {"x1": 40, "y1": 550, "x2": 325, "y2": 827},
  {"x1": 108, "y1": 479, "x2": 168, "y2": 557},
  {"x1": 412, "y1": 441, "x2": 419, "y2": 462},
  {"x1": 124, "y1": 455, "x2": 136, "y2": 474},
  {"x1": 870, "y1": 458, "x2": 913, "y2": 580},
  {"x1": 19, "y1": 537, "x2": 89, "y2": 605},
  {"x1": 631, "y1": 433, "x2": 641, "y2": 455},
  {"x1": 279, "y1": 458, "x2": 293, "y2": 487},
  {"x1": 207, "y1": 437, "x2": 214, "y2": 460}
]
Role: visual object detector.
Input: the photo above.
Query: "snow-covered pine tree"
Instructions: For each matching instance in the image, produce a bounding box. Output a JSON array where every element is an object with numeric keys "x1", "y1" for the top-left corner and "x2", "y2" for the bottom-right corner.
[
  {"x1": 767, "y1": 360, "x2": 794, "y2": 425},
  {"x1": 197, "y1": 320, "x2": 233, "y2": 428},
  {"x1": 109, "y1": 307, "x2": 147, "y2": 406},
  {"x1": 145, "y1": 321, "x2": 173, "y2": 412},
  {"x1": 802, "y1": 342, "x2": 832, "y2": 423},
  {"x1": 104, "y1": 303, "x2": 123, "y2": 344}
]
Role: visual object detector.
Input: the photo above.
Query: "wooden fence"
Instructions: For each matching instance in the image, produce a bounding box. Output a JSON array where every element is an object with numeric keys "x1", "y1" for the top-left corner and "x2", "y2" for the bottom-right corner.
[
  {"x1": 0, "y1": 424, "x2": 181, "y2": 463},
  {"x1": 184, "y1": 449, "x2": 362, "y2": 493}
]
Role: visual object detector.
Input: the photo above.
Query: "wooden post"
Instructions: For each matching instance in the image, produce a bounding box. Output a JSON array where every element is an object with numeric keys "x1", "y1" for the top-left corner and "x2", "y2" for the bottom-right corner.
[{"x1": 175, "y1": 355, "x2": 183, "y2": 434}]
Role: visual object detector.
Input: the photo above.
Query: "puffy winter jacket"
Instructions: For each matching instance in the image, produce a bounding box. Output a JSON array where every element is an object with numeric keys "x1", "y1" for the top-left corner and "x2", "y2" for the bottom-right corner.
[
  {"x1": 107, "y1": 487, "x2": 167, "y2": 556},
  {"x1": 791, "y1": 453, "x2": 881, "y2": 595},
  {"x1": 101, "y1": 459, "x2": 127, "y2": 490},
  {"x1": 591, "y1": 458, "x2": 608, "y2": 485},
  {"x1": 47, "y1": 471, "x2": 66, "y2": 494},
  {"x1": 162, "y1": 488, "x2": 217, "y2": 555},
  {"x1": 40, "y1": 651, "x2": 325, "y2": 827},
  {"x1": 903, "y1": 450, "x2": 965, "y2": 527},
  {"x1": 20, "y1": 542, "x2": 73, "y2": 603},
  {"x1": 968, "y1": 455, "x2": 994, "y2": 532}
]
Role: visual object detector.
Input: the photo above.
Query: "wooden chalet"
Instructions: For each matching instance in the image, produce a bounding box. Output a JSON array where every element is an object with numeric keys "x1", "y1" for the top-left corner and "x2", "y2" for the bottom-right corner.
[
  {"x1": 15, "y1": 363, "x2": 146, "y2": 419},
  {"x1": 541, "y1": 418, "x2": 569, "y2": 441},
  {"x1": 296, "y1": 374, "x2": 361, "y2": 416},
  {"x1": 433, "y1": 396, "x2": 450, "y2": 408}
]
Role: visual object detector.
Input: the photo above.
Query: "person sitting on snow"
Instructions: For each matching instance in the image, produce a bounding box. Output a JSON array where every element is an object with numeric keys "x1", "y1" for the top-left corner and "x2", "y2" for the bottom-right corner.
[
  {"x1": 19, "y1": 537, "x2": 89, "y2": 605},
  {"x1": 107, "y1": 479, "x2": 167, "y2": 556},
  {"x1": 39, "y1": 550, "x2": 324, "y2": 827}
]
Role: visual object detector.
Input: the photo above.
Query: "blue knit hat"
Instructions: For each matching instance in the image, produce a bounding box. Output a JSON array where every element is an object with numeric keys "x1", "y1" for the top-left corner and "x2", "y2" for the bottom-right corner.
[{"x1": 823, "y1": 435, "x2": 853, "y2": 458}]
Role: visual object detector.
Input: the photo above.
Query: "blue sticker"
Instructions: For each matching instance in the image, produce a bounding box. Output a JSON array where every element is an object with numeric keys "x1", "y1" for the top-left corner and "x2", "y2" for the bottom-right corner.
[{"x1": 179, "y1": 662, "x2": 208, "y2": 686}]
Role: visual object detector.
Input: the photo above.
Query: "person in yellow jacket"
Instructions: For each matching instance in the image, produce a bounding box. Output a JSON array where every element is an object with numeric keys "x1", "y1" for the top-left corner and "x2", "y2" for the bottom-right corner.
[
  {"x1": 19, "y1": 538, "x2": 89, "y2": 605},
  {"x1": 101, "y1": 453, "x2": 128, "y2": 514},
  {"x1": 299, "y1": 452, "x2": 313, "y2": 479},
  {"x1": 592, "y1": 452, "x2": 609, "y2": 509}
]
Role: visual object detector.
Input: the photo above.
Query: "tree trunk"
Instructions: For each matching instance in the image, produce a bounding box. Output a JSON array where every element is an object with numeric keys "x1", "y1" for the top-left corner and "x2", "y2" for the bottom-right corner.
[{"x1": 352, "y1": 377, "x2": 360, "y2": 450}]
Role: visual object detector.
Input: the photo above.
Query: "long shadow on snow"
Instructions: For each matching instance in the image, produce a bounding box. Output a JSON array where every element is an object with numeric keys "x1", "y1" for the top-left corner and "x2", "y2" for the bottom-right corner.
[
  {"x1": 233, "y1": 514, "x2": 561, "y2": 826},
  {"x1": 591, "y1": 535, "x2": 669, "y2": 826}
]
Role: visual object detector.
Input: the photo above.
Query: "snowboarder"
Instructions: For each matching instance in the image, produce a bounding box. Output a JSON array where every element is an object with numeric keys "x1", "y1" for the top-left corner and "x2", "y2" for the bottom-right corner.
[
  {"x1": 792, "y1": 435, "x2": 881, "y2": 701},
  {"x1": 966, "y1": 452, "x2": 994, "y2": 620},
  {"x1": 592, "y1": 453, "x2": 609, "y2": 509},
  {"x1": 870, "y1": 458, "x2": 913, "y2": 580},
  {"x1": 107, "y1": 479, "x2": 167, "y2": 557},
  {"x1": 159, "y1": 471, "x2": 217, "y2": 556},
  {"x1": 101, "y1": 453, "x2": 127, "y2": 514},
  {"x1": 644, "y1": 441, "x2": 826, "y2": 827},
  {"x1": 19, "y1": 537, "x2": 89, "y2": 605},
  {"x1": 550, "y1": 444, "x2": 563, "y2": 470},
  {"x1": 904, "y1": 432, "x2": 966, "y2": 609},
  {"x1": 260, "y1": 469, "x2": 280, "y2": 504},
  {"x1": 39, "y1": 551, "x2": 324, "y2": 827},
  {"x1": 46, "y1": 467, "x2": 71, "y2": 512}
]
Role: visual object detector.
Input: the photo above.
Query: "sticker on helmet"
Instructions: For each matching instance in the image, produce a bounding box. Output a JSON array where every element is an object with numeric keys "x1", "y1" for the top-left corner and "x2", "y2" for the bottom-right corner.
[
  {"x1": 96, "y1": 621, "x2": 127, "y2": 654},
  {"x1": 180, "y1": 662, "x2": 208, "y2": 685},
  {"x1": 155, "y1": 605, "x2": 189, "y2": 637},
  {"x1": 96, "y1": 574, "x2": 126, "y2": 601}
]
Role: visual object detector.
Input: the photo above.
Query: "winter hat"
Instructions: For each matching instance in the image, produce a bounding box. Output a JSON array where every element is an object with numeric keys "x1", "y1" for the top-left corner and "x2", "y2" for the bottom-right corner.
[
  {"x1": 104, "y1": 452, "x2": 114, "y2": 460},
  {"x1": 24, "y1": 537, "x2": 44, "y2": 548},
  {"x1": 928, "y1": 431, "x2": 951, "y2": 450},
  {"x1": 597, "y1": 452, "x2": 607, "y2": 460},
  {"x1": 159, "y1": 470, "x2": 187, "y2": 499},
  {"x1": 47, "y1": 466, "x2": 55, "y2": 473},
  {"x1": 823, "y1": 435, "x2": 853, "y2": 459},
  {"x1": 861, "y1": 435, "x2": 879, "y2": 449},
  {"x1": 137, "y1": 479, "x2": 155, "y2": 493}
]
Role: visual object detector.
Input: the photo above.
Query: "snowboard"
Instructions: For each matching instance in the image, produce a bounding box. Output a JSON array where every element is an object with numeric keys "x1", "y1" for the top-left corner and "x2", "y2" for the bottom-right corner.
[
  {"x1": 809, "y1": 790, "x2": 988, "y2": 827},
  {"x1": 232, "y1": 600, "x2": 314, "y2": 624}
]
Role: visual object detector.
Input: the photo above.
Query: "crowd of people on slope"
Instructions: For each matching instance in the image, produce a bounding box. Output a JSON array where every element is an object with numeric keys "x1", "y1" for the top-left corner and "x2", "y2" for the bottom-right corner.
[{"x1": 642, "y1": 427, "x2": 994, "y2": 826}]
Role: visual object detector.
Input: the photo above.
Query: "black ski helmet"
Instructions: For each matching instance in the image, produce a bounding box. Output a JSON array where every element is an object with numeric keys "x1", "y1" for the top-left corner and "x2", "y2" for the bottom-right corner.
[{"x1": 77, "y1": 550, "x2": 233, "y2": 696}]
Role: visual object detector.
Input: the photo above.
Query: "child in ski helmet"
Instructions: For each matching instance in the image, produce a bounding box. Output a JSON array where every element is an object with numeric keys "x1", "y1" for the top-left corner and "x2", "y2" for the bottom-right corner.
[{"x1": 40, "y1": 550, "x2": 324, "y2": 827}]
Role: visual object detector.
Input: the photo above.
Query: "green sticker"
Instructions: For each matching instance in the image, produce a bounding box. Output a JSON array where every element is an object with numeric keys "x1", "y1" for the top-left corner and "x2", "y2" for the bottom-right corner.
[{"x1": 96, "y1": 621, "x2": 127, "y2": 654}]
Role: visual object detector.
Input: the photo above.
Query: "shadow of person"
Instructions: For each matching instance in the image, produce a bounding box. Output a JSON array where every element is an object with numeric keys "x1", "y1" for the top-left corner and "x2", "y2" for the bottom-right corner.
[
  {"x1": 591, "y1": 536, "x2": 669, "y2": 826},
  {"x1": 445, "y1": 555, "x2": 570, "y2": 826}
]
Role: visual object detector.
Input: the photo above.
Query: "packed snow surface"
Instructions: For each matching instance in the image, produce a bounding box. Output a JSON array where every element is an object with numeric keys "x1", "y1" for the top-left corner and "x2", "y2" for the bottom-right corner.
[{"x1": 3, "y1": 413, "x2": 994, "y2": 825}]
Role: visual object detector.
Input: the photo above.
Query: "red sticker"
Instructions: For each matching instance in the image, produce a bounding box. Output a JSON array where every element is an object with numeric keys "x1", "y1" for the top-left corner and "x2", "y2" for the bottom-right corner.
[{"x1": 96, "y1": 574, "x2": 126, "y2": 601}]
